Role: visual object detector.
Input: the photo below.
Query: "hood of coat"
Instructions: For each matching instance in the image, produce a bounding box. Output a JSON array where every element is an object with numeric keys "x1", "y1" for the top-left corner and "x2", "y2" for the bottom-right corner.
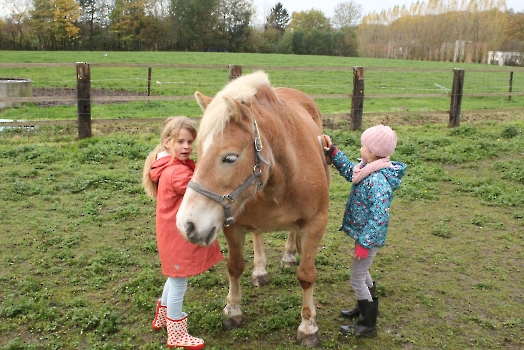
[
  {"x1": 379, "y1": 161, "x2": 407, "y2": 190},
  {"x1": 149, "y1": 155, "x2": 195, "y2": 183}
]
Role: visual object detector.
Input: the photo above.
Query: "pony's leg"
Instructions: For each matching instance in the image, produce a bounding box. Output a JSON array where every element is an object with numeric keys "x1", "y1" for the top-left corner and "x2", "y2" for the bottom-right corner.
[
  {"x1": 281, "y1": 230, "x2": 298, "y2": 267},
  {"x1": 223, "y1": 231, "x2": 246, "y2": 329},
  {"x1": 251, "y1": 232, "x2": 269, "y2": 286},
  {"x1": 296, "y1": 226, "x2": 325, "y2": 348}
]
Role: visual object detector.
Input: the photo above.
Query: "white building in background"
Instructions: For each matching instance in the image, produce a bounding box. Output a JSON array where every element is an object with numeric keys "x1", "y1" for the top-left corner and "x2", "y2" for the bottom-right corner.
[{"x1": 487, "y1": 51, "x2": 523, "y2": 66}]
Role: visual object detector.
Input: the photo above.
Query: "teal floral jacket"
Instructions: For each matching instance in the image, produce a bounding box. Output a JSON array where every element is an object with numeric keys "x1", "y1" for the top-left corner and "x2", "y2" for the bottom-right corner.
[{"x1": 330, "y1": 149, "x2": 407, "y2": 249}]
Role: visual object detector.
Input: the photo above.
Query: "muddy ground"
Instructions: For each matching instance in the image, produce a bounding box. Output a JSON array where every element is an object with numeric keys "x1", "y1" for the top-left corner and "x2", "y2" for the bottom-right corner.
[{"x1": 32, "y1": 88, "x2": 145, "y2": 107}]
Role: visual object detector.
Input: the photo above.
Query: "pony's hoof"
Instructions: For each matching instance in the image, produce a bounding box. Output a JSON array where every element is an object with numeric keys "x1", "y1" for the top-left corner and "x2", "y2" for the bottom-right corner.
[
  {"x1": 281, "y1": 254, "x2": 297, "y2": 268},
  {"x1": 252, "y1": 274, "x2": 269, "y2": 286},
  {"x1": 222, "y1": 315, "x2": 242, "y2": 330},
  {"x1": 282, "y1": 261, "x2": 297, "y2": 268},
  {"x1": 297, "y1": 331, "x2": 319, "y2": 348}
]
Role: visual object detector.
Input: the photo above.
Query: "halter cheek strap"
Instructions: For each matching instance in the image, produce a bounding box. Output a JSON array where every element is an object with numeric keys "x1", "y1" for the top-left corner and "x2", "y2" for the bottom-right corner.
[{"x1": 188, "y1": 119, "x2": 269, "y2": 227}]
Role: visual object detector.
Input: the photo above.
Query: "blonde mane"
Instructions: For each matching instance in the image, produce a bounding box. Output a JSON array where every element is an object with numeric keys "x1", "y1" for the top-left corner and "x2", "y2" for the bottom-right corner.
[{"x1": 198, "y1": 71, "x2": 270, "y2": 142}]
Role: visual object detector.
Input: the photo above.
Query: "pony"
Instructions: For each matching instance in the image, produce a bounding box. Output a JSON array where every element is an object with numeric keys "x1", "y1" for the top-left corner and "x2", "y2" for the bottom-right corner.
[{"x1": 176, "y1": 71, "x2": 330, "y2": 347}]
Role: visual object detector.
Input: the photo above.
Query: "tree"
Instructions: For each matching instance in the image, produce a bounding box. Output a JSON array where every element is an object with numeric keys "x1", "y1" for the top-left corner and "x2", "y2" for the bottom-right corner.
[
  {"x1": 110, "y1": 0, "x2": 153, "y2": 50},
  {"x1": 332, "y1": 27, "x2": 358, "y2": 56},
  {"x1": 30, "y1": 0, "x2": 80, "y2": 50},
  {"x1": 170, "y1": 0, "x2": 220, "y2": 51},
  {"x1": 1, "y1": 0, "x2": 32, "y2": 20},
  {"x1": 332, "y1": 1, "x2": 363, "y2": 28},
  {"x1": 77, "y1": 0, "x2": 113, "y2": 49},
  {"x1": 292, "y1": 29, "x2": 306, "y2": 54},
  {"x1": 0, "y1": 0, "x2": 32, "y2": 49},
  {"x1": 357, "y1": 0, "x2": 509, "y2": 61},
  {"x1": 306, "y1": 28, "x2": 334, "y2": 55},
  {"x1": 504, "y1": 11, "x2": 524, "y2": 41},
  {"x1": 216, "y1": 0, "x2": 255, "y2": 51},
  {"x1": 265, "y1": 2, "x2": 289, "y2": 34},
  {"x1": 289, "y1": 9, "x2": 331, "y2": 33},
  {"x1": 499, "y1": 11, "x2": 524, "y2": 53}
]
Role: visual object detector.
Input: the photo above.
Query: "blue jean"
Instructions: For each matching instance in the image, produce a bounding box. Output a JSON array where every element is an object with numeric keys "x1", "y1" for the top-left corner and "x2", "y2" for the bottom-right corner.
[{"x1": 349, "y1": 244, "x2": 379, "y2": 301}]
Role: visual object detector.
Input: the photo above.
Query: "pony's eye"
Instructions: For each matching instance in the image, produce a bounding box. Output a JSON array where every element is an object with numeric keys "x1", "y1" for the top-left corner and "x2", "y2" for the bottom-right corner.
[{"x1": 222, "y1": 155, "x2": 238, "y2": 163}]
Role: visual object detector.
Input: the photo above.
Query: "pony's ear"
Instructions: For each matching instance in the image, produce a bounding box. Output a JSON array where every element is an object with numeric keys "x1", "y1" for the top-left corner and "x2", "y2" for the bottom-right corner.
[
  {"x1": 195, "y1": 91, "x2": 212, "y2": 112},
  {"x1": 223, "y1": 95, "x2": 242, "y2": 122}
]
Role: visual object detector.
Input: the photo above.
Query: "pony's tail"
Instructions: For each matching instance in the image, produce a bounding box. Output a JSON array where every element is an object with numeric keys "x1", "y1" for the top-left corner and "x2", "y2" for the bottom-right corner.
[{"x1": 142, "y1": 144, "x2": 163, "y2": 200}]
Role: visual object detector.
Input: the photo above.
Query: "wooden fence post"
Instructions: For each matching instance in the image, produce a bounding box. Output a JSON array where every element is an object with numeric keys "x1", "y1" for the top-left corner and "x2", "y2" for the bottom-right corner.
[
  {"x1": 350, "y1": 66, "x2": 365, "y2": 131},
  {"x1": 147, "y1": 67, "x2": 152, "y2": 96},
  {"x1": 229, "y1": 65, "x2": 242, "y2": 81},
  {"x1": 76, "y1": 62, "x2": 91, "y2": 139},
  {"x1": 509, "y1": 71, "x2": 513, "y2": 101},
  {"x1": 449, "y1": 68, "x2": 465, "y2": 128}
]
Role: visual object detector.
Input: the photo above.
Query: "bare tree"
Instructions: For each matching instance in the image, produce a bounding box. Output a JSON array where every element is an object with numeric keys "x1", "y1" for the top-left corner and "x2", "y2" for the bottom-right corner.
[
  {"x1": 1, "y1": 0, "x2": 31, "y2": 18},
  {"x1": 332, "y1": 1, "x2": 363, "y2": 29},
  {"x1": 0, "y1": 0, "x2": 32, "y2": 48}
]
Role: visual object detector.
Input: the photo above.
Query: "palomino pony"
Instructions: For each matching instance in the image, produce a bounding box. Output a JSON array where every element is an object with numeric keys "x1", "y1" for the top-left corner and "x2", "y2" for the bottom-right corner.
[{"x1": 176, "y1": 71, "x2": 330, "y2": 347}]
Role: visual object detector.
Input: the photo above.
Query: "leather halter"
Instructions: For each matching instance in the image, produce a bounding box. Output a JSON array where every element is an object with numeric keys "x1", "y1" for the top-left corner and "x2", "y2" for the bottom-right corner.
[{"x1": 187, "y1": 119, "x2": 270, "y2": 227}]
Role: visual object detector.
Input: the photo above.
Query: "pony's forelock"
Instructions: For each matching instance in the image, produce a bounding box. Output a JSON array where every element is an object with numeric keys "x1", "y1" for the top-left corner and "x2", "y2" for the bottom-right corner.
[{"x1": 198, "y1": 71, "x2": 270, "y2": 143}]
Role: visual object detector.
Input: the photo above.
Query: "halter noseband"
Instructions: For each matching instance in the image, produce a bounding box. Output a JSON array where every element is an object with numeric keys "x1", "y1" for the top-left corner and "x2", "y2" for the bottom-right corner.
[{"x1": 187, "y1": 119, "x2": 270, "y2": 227}]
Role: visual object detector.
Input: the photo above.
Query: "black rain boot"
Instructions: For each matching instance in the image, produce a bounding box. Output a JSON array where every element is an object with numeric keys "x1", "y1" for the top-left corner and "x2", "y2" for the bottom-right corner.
[
  {"x1": 340, "y1": 282, "x2": 376, "y2": 319},
  {"x1": 340, "y1": 298, "x2": 379, "y2": 337}
]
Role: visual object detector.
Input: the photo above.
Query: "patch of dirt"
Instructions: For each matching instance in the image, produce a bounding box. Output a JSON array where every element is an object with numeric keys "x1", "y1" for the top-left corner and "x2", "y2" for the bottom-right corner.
[
  {"x1": 32, "y1": 88, "x2": 146, "y2": 107},
  {"x1": 323, "y1": 110, "x2": 524, "y2": 130},
  {"x1": 91, "y1": 122, "x2": 164, "y2": 136}
]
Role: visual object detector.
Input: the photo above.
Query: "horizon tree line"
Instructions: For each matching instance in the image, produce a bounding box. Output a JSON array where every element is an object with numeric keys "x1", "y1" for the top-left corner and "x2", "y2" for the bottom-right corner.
[{"x1": 0, "y1": 0, "x2": 523, "y2": 63}]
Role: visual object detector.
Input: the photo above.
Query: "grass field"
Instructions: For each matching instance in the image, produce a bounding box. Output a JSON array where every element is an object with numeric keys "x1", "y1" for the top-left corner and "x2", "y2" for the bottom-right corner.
[
  {"x1": 1, "y1": 107, "x2": 523, "y2": 349},
  {"x1": 1, "y1": 51, "x2": 523, "y2": 122}
]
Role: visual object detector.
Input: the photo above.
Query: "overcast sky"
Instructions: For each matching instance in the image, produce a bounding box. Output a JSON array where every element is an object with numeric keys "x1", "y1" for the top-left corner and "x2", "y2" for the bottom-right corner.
[{"x1": 254, "y1": 0, "x2": 524, "y2": 24}]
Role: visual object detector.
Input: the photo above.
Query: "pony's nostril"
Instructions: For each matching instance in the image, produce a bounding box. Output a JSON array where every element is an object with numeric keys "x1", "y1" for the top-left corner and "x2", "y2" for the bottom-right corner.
[
  {"x1": 186, "y1": 222, "x2": 195, "y2": 235},
  {"x1": 205, "y1": 227, "x2": 217, "y2": 246},
  {"x1": 186, "y1": 222, "x2": 201, "y2": 244}
]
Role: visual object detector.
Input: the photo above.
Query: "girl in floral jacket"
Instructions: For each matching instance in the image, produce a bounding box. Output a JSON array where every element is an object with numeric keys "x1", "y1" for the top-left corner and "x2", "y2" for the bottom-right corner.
[{"x1": 323, "y1": 125, "x2": 406, "y2": 338}]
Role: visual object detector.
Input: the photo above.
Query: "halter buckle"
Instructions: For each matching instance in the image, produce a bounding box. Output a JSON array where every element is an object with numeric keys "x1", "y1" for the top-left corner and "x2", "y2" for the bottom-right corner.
[
  {"x1": 254, "y1": 138, "x2": 263, "y2": 152},
  {"x1": 224, "y1": 217, "x2": 235, "y2": 227}
]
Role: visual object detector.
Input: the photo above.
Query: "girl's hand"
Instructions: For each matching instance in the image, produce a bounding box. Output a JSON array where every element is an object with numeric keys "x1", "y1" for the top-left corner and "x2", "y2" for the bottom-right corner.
[
  {"x1": 323, "y1": 135, "x2": 332, "y2": 151},
  {"x1": 354, "y1": 244, "x2": 369, "y2": 259}
]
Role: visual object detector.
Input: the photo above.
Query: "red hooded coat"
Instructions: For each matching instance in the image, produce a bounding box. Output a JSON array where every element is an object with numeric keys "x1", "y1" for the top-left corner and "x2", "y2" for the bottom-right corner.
[{"x1": 149, "y1": 155, "x2": 223, "y2": 277}]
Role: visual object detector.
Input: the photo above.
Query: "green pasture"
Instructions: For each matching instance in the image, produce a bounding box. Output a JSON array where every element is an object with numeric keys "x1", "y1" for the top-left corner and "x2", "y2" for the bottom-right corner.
[
  {"x1": 0, "y1": 51, "x2": 523, "y2": 121},
  {"x1": 1, "y1": 112, "x2": 523, "y2": 349}
]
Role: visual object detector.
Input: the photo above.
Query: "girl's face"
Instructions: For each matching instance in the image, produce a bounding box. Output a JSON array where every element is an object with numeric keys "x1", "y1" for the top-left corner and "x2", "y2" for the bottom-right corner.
[
  {"x1": 360, "y1": 145, "x2": 377, "y2": 163},
  {"x1": 164, "y1": 128, "x2": 194, "y2": 162}
]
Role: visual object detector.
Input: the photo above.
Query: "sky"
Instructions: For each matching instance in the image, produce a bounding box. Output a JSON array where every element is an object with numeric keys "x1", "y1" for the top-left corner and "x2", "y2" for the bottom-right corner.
[{"x1": 254, "y1": 0, "x2": 524, "y2": 24}]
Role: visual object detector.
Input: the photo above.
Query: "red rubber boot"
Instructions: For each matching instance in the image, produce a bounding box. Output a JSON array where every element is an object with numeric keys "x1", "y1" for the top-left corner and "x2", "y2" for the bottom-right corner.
[
  {"x1": 166, "y1": 313, "x2": 205, "y2": 349},
  {"x1": 151, "y1": 300, "x2": 167, "y2": 330}
]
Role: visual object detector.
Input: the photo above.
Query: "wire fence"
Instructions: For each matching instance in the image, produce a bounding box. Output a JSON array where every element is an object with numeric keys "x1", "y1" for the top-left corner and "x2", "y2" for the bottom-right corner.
[{"x1": 1, "y1": 63, "x2": 523, "y2": 130}]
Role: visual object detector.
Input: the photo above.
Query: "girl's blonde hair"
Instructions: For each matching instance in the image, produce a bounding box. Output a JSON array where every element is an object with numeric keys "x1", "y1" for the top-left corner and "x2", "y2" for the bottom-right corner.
[{"x1": 142, "y1": 116, "x2": 198, "y2": 199}]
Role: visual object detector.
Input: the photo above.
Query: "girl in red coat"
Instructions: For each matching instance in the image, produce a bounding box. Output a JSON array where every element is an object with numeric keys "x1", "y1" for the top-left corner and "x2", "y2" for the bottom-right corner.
[{"x1": 142, "y1": 117, "x2": 223, "y2": 349}]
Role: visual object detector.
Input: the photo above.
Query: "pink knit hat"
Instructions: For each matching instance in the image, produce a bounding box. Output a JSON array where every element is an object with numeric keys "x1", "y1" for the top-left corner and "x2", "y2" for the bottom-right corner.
[{"x1": 361, "y1": 125, "x2": 397, "y2": 158}]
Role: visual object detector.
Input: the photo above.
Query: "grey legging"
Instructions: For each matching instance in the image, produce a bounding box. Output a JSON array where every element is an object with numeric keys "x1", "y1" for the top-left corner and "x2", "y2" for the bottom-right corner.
[{"x1": 349, "y1": 245, "x2": 379, "y2": 301}]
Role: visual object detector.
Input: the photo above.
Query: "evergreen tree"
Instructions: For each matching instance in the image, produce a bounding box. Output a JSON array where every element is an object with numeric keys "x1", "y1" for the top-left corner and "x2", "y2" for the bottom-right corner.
[{"x1": 265, "y1": 2, "x2": 290, "y2": 35}]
